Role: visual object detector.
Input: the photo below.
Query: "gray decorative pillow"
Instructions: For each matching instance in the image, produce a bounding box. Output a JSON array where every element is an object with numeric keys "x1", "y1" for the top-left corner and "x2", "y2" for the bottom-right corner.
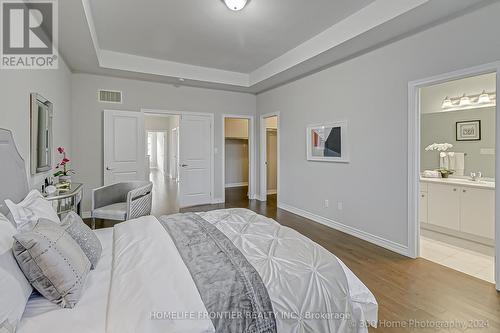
[
  {"x1": 12, "y1": 219, "x2": 91, "y2": 308},
  {"x1": 61, "y1": 212, "x2": 102, "y2": 269}
]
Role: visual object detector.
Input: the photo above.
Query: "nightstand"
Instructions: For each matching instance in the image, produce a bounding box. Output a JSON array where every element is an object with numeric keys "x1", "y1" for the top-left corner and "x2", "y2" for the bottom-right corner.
[{"x1": 44, "y1": 182, "x2": 83, "y2": 217}]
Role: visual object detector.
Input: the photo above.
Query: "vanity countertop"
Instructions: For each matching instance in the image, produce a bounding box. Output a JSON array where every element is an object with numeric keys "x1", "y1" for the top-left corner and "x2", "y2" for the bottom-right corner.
[{"x1": 420, "y1": 177, "x2": 495, "y2": 190}]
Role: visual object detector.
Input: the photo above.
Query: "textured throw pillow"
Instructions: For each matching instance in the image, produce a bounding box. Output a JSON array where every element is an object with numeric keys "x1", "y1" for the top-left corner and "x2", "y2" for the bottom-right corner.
[
  {"x1": 12, "y1": 219, "x2": 90, "y2": 308},
  {"x1": 5, "y1": 190, "x2": 60, "y2": 231},
  {"x1": 61, "y1": 212, "x2": 102, "y2": 269},
  {"x1": 0, "y1": 213, "x2": 33, "y2": 333}
]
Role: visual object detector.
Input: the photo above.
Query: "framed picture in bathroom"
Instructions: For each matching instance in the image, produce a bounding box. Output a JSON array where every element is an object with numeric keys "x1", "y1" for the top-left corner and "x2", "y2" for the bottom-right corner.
[
  {"x1": 456, "y1": 120, "x2": 481, "y2": 141},
  {"x1": 306, "y1": 121, "x2": 349, "y2": 163}
]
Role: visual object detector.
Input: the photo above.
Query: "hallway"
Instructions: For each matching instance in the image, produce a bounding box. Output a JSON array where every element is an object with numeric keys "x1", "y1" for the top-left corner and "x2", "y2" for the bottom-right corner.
[{"x1": 149, "y1": 168, "x2": 179, "y2": 216}]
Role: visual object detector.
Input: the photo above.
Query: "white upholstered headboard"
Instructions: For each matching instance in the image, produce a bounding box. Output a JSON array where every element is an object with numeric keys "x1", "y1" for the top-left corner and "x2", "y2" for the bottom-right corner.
[{"x1": 0, "y1": 128, "x2": 29, "y2": 215}]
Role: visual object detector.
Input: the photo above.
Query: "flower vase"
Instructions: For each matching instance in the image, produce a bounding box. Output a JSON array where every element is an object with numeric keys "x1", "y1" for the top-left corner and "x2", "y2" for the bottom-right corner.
[{"x1": 59, "y1": 175, "x2": 72, "y2": 183}]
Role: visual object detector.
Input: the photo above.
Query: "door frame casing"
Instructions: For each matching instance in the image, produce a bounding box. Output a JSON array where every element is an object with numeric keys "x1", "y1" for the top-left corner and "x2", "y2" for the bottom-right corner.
[
  {"x1": 407, "y1": 61, "x2": 500, "y2": 290},
  {"x1": 221, "y1": 114, "x2": 256, "y2": 202},
  {"x1": 259, "y1": 112, "x2": 280, "y2": 202},
  {"x1": 141, "y1": 109, "x2": 215, "y2": 205},
  {"x1": 170, "y1": 127, "x2": 179, "y2": 181}
]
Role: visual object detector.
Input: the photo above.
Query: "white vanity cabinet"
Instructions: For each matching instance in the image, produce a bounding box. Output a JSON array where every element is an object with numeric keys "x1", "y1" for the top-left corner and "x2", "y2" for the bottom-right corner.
[
  {"x1": 421, "y1": 180, "x2": 495, "y2": 242},
  {"x1": 419, "y1": 183, "x2": 428, "y2": 224},
  {"x1": 460, "y1": 187, "x2": 495, "y2": 239},
  {"x1": 427, "y1": 183, "x2": 460, "y2": 231}
]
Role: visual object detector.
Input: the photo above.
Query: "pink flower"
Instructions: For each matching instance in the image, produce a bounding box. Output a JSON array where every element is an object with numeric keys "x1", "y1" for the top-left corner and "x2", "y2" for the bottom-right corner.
[
  {"x1": 62, "y1": 158, "x2": 70, "y2": 163},
  {"x1": 57, "y1": 147, "x2": 64, "y2": 154},
  {"x1": 60, "y1": 161, "x2": 66, "y2": 166}
]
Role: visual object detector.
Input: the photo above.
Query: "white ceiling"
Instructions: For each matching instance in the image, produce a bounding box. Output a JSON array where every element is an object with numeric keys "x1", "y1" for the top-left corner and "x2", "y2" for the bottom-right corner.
[
  {"x1": 89, "y1": 0, "x2": 375, "y2": 73},
  {"x1": 58, "y1": 0, "x2": 495, "y2": 93}
]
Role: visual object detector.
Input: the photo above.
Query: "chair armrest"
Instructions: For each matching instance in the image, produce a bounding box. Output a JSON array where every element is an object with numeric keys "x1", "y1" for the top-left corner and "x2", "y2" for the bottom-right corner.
[
  {"x1": 126, "y1": 182, "x2": 153, "y2": 219},
  {"x1": 92, "y1": 183, "x2": 129, "y2": 212}
]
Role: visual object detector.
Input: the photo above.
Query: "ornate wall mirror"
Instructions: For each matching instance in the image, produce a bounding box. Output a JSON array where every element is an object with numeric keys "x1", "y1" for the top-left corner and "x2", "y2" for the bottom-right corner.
[{"x1": 30, "y1": 93, "x2": 53, "y2": 174}]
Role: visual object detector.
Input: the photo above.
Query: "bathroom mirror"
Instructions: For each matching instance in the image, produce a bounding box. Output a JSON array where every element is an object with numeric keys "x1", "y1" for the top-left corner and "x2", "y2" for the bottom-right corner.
[{"x1": 30, "y1": 93, "x2": 53, "y2": 174}]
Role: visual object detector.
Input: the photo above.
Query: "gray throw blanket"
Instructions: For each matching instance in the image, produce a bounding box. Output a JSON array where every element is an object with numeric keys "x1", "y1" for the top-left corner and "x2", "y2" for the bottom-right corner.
[{"x1": 160, "y1": 213, "x2": 276, "y2": 333}]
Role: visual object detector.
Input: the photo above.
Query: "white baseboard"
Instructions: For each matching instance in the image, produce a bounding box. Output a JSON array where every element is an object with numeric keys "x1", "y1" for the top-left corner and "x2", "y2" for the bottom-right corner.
[
  {"x1": 225, "y1": 182, "x2": 249, "y2": 188},
  {"x1": 267, "y1": 189, "x2": 277, "y2": 195},
  {"x1": 278, "y1": 202, "x2": 410, "y2": 257},
  {"x1": 82, "y1": 211, "x2": 91, "y2": 219},
  {"x1": 212, "y1": 198, "x2": 225, "y2": 204}
]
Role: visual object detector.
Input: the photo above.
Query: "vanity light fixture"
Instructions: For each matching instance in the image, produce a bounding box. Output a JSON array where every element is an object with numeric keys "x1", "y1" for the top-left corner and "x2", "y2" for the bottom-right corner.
[
  {"x1": 459, "y1": 93, "x2": 471, "y2": 106},
  {"x1": 441, "y1": 96, "x2": 453, "y2": 109},
  {"x1": 224, "y1": 0, "x2": 248, "y2": 11},
  {"x1": 477, "y1": 90, "x2": 491, "y2": 104}
]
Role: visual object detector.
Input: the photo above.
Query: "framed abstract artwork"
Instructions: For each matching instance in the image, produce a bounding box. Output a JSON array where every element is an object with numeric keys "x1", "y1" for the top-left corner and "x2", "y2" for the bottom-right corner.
[
  {"x1": 456, "y1": 120, "x2": 481, "y2": 141},
  {"x1": 306, "y1": 121, "x2": 349, "y2": 162}
]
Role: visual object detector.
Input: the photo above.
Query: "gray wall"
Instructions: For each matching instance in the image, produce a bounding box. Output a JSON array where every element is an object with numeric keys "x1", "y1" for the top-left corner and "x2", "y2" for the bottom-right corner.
[
  {"x1": 421, "y1": 107, "x2": 495, "y2": 178},
  {"x1": 0, "y1": 60, "x2": 72, "y2": 188},
  {"x1": 256, "y1": 2, "x2": 500, "y2": 249},
  {"x1": 71, "y1": 73, "x2": 255, "y2": 211}
]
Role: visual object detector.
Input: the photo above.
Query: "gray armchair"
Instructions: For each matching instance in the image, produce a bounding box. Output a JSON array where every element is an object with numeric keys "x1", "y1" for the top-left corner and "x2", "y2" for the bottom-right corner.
[{"x1": 91, "y1": 181, "x2": 153, "y2": 228}]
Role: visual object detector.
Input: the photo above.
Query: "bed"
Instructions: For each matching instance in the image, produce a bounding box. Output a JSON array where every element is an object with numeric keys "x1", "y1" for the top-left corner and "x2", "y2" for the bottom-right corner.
[{"x1": 0, "y1": 128, "x2": 377, "y2": 333}]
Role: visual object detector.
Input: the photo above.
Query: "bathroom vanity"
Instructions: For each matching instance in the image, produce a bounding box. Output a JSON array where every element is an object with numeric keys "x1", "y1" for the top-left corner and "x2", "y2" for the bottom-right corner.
[{"x1": 420, "y1": 177, "x2": 495, "y2": 245}]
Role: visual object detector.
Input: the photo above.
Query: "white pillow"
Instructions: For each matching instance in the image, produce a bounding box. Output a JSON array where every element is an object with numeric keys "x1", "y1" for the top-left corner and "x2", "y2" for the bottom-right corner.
[
  {"x1": 5, "y1": 190, "x2": 60, "y2": 231},
  {"x1": 0, "y1": 212, "x2": 33, "y2": 332}
]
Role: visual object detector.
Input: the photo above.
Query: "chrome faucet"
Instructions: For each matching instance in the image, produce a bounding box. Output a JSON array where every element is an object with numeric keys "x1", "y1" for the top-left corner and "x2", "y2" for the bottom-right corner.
[{"x1": 470, "y1": 172, "x2": 483, "y2": 181}]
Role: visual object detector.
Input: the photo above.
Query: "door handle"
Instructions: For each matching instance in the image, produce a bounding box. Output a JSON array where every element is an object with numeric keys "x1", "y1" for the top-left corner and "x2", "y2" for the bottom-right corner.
[
  {"x1": 181, "y1": 164, "x2": 188, "y2": 167},
  {"x1": 106, "y1": 166, "x2": 114, "y2": 171}
]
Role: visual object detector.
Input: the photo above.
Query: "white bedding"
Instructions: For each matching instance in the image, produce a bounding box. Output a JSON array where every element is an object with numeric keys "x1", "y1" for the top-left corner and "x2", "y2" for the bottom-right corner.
[
  {"x1": 17, "y1": 211, "x2": 377, "y2": 333},
  {"x1": 198, "y1": 209, "x2": 378, "y2": 333}
]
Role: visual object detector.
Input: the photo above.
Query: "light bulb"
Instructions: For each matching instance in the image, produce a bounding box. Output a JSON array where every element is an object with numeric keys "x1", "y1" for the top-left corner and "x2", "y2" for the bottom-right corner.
[
  {"x1": 224, "y1": 0, "x2": 248, "y2": 11},
  {"x1": 441, "y1": 96, "x2": 453, "y2": 109},
  {"x1": 459, "y1": 94, "x2": 471, "y2": 106},
  {"x1": 477, "y1": 90, "x2": 491, "y2": 104}
]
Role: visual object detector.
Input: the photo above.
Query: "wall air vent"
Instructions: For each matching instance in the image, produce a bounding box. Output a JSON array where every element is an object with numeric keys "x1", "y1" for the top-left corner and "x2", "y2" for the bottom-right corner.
[{"x1": 98, "y1": 90, "x2": 122, "y2": 103}]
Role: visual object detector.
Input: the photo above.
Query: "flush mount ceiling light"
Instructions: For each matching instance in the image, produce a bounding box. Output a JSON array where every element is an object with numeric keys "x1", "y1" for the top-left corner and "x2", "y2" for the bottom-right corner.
[
  {"x1": 441, "y1": 96, "x2": 453, "y2": 109},
  {"x1": 477, "y1": 90, "x2": 491, "y2": 104},
  {"x1": 224, "y1": 0, "x2": 248, "y2": 11},
  {"x1": 459, "y1": 93, "x2": 471, "y2": 106}
]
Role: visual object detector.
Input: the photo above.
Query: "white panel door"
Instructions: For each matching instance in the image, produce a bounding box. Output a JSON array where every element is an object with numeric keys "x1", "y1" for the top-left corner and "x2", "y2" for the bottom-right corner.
[
  {"x1": 427, "y1": 183, "x2": 460, "y2": 230},
  {"x1": 179, "y1": 115, "x2": 212, "y2": 207},
  {"x1": 104, "y1": 110, "x2": 145, "y2": 185},
  {"x1": 460, "y1": 187, "x2": 495, "y2": 239}
]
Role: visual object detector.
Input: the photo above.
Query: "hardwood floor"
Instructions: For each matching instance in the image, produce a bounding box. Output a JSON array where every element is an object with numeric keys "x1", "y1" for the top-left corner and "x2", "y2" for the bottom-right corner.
[{"x1": 87, "y1": 186, "x2": 500, "y2": 332}]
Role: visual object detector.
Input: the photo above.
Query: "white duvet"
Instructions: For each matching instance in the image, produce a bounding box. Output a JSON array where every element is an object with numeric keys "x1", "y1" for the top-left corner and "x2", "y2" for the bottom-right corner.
[
  {"x1": 18, "y1": 209, "x2": 377, "y2": 333},
  {"x1": 198, "y1": 209, "x2": 377, "y2": 333}
]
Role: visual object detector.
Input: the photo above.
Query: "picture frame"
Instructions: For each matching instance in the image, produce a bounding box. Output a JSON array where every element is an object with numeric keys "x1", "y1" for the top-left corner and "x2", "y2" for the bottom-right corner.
[
  {"x1": 456, "y1": 120, "x2": 481, "y2": 141},
  {"x1": 306, "y1": 121, "x2": 349, "y2": 163}
]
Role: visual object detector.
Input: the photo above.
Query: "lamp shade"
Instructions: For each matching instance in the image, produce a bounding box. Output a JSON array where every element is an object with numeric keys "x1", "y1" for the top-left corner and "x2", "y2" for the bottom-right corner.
[
  {"x1": 224, "y1": 0, "x2": 248, "y2": 11},
  {"x1": 478, "y1": 90, "x2": 491, "y2": 104},
  {"x1": 459, "y1": 94, "x2": 471, "y2": 106},
  {"x1": 441, "y1": 96, "x2": 453, "y2": 109}
]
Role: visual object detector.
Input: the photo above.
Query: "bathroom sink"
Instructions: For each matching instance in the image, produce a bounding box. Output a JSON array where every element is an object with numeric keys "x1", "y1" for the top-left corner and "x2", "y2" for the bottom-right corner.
[{"x1": 420, "y1": 177, "x2": 495, "y2": 189}]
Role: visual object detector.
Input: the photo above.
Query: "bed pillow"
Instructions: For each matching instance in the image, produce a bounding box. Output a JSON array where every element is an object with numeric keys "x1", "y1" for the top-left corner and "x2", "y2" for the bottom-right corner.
[
  {"x1": 12, "y1": 219, "x2": 90, "y2": 309},
  {"x1": 61, "y1": 212, "x2": 102, "y2": 269},
  {"x1": 5, "y1": 190, "x2": 60, "y2": 231},
  {"x1": 0, "y1": 213, "x2": 33, "y2": 333}
]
